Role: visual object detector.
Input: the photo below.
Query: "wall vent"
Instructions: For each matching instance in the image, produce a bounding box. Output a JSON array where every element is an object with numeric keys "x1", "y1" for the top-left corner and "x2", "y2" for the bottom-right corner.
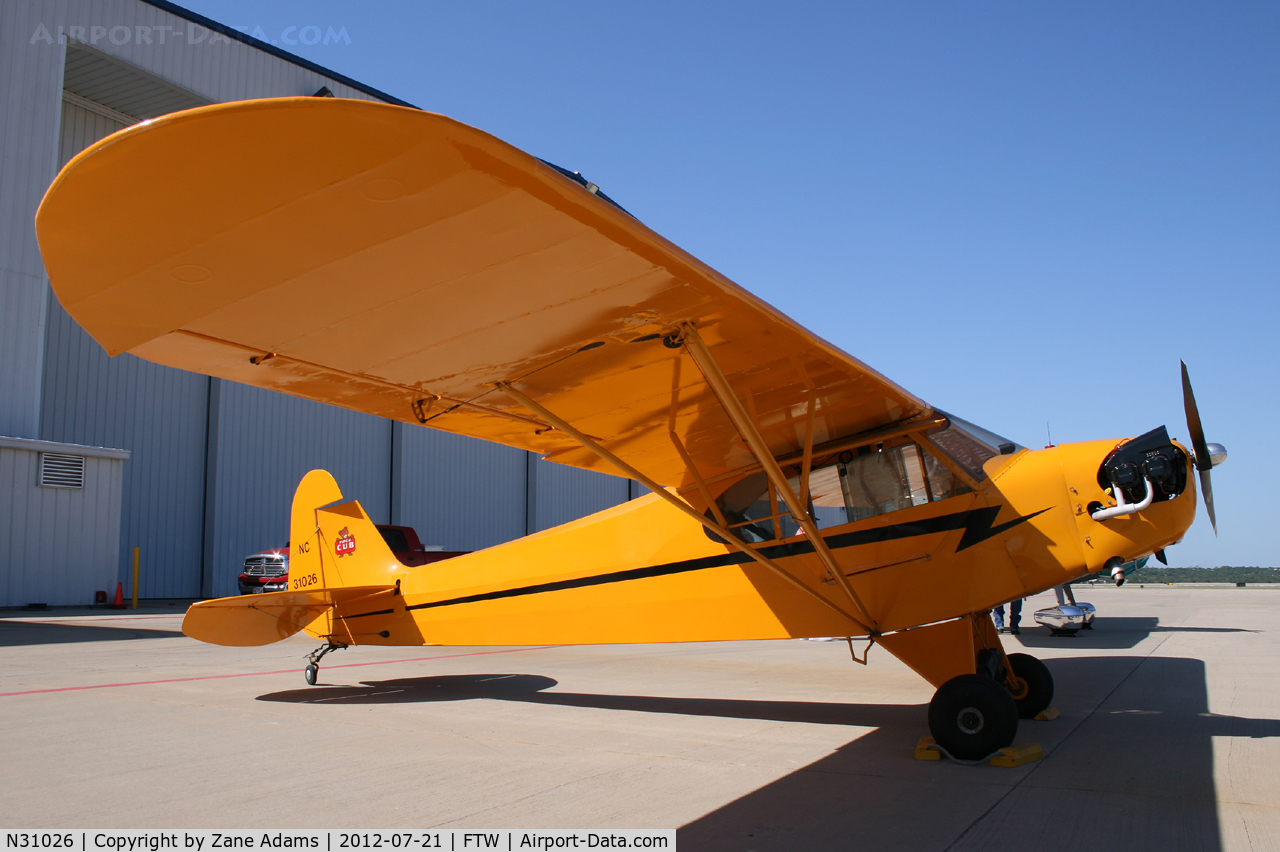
[{"x1": 39, "y1": 453, "x2": 86, "y2": 488}]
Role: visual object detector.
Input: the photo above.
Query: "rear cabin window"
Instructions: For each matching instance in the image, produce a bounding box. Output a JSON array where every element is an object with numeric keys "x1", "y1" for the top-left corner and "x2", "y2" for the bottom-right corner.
[
  {"x1": 716, "y1": 472, "x2": 799, "y2": 543},
  {"x1": 708, "y1": 437, "x2": 974, "y2": 545}
]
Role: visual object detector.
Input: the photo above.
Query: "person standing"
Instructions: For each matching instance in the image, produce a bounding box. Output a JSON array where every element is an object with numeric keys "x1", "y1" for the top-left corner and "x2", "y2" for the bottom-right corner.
[{"x1": 993, "y1": 599, "x2": 1023, "y2": 635}]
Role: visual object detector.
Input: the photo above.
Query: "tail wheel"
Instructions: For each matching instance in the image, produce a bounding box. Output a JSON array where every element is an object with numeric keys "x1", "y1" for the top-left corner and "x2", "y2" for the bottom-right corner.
[
  {"x1": 304, "y1": 663, "x2": 318, "y2": 686},
  {"x1": 1006, "y1": 653, "x2": 1053, "y2": 719},
  {"x1": 928, "y1": 674, "x2": 1018, "y2": 760}
]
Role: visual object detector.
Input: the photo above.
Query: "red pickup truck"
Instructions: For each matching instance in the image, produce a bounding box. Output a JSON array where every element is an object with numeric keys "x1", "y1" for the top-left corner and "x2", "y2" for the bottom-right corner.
[{"x1": 237, "y1": 524, "x2": 466, "y2": 594}]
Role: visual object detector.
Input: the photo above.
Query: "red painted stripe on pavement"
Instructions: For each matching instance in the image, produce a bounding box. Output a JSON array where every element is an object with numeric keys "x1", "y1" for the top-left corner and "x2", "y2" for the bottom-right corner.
[
  {"x1": 0, "y1": 646, "x2": 560, "y2": 697},
  {"x1": 0, "y1": 615, "x2": 185, "y2": 624}
]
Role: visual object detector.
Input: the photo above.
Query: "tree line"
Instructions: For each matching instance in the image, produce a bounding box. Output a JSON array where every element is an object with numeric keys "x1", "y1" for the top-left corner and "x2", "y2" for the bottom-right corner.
[{"x1": 1126, "y1": 565, "x2": 1280, "y2": 584}]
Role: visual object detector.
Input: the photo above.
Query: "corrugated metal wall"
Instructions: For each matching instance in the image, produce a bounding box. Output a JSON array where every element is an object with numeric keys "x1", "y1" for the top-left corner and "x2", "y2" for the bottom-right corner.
[
  {"x1": 203, "y1": 381, "x2": 392, "y2": 599},
  {"x1": 0, "y1": 442, "x2": 125, "y2": 607},
  {"x1": 0, "y1": 2, "x2": 64, "y2": 439},
  {"x1": 41, "y1": 299, "x2": 210, "y2": 599},
  {"x1": 40, "y1": 96, "x2": 211, "y2": 599},
  {"x1": 14, "y1": 0, "x2": 642, "y2": 603},
  {"x1": 534, "y1": 457, "x2": 633, "y2": 533},
  {"x1": 392, "y1": 424, "x2": 529, "y2": 551},
  {"x1": 392, "y1": 423, "x2": 639, "y2": 551},
  {"x1": 56, "y1": 96, "x2": 127, "y2": 164},
  {"x1": 34, "y1": 2, "x2": 403, "y2": 602}
]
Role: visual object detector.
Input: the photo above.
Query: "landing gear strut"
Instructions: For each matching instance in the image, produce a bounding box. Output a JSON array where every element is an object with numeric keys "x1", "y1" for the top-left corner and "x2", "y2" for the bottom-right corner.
[
  {"x1": 304, "y1": 640, "x2": 347, "y2": 685},
  {"x1": 1006, "y1": 653, "x2": 1053, "y2": 719}
]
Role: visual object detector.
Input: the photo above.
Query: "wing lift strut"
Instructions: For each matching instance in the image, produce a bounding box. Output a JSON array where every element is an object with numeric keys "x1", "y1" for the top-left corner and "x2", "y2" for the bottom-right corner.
[{"x1": 499, "y1": 322, "x2": 878, "y2": 636}]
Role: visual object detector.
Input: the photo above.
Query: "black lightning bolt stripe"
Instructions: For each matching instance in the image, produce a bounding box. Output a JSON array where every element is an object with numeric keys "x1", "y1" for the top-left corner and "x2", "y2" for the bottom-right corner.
[{"x1": 340, "y1": 505, "x2": 1049, "y2": 619}]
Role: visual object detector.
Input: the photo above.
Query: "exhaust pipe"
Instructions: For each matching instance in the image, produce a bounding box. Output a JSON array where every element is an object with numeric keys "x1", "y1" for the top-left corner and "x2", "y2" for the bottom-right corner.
[{"x1": 1091, "y1": 479, "x2": 1154, "y2": 521}]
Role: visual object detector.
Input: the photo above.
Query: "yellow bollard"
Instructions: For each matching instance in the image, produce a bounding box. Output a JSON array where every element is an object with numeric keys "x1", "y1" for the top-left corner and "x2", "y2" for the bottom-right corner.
[{"x1": 131, "y1": 546, "x2": 139, "y2": 610}]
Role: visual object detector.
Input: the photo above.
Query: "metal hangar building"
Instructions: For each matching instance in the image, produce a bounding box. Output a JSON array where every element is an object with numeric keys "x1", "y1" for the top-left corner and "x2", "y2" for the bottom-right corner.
[{"x1": 0, "y1": 0, "x2": 638, "y2": 607}]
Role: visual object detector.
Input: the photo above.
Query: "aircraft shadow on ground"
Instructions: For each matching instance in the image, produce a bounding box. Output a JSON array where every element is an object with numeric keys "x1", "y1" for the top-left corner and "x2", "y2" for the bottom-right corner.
[
  {"x1": 258, "y1": 673, "x2": 918, "y2": 728},
  {"x1": 682, "y1": 655, "x2": 1280, "y2": 851},
  {"x1": 261, "y1": 656, "x2": 1279, "y2": 851},
  {"x1": 1009, "y1": 616, "x2": 1258, "y2": 650},
  {"x1": 0, "y1": 619, "x2": 184, "y2": 646}
]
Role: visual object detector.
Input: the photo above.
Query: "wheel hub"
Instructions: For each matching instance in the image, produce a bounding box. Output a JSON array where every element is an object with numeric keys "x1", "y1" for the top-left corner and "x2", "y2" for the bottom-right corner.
[{"x1": 957, "y1": 706, "x2": 985, "y2": 734}]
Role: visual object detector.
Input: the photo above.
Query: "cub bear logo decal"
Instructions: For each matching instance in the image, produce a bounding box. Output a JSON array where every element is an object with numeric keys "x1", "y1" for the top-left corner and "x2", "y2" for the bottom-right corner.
[{"x1": 335, "y1": 526, "x2": 356, "y2": 558}]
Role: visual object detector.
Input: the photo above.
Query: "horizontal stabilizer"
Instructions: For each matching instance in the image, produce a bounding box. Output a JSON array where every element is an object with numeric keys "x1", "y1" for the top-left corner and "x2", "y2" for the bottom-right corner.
[{"x1": 183, "y1": 586, "x2": 394, "y2": 647}]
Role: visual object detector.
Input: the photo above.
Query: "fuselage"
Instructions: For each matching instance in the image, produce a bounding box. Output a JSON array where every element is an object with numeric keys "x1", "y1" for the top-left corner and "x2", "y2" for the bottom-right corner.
[{"x1": 310, "y1": 424, "x2": 1197, "y2": 648}]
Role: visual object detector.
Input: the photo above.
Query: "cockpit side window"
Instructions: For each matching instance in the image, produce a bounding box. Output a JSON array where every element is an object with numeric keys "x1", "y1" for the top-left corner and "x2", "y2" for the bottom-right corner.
[
  {"x1": 791, "y1": 464, "x2": 847, "y2": 530},
  {"x1": 839, "y1": 444, "x2": 929, "y2": 521},
  {"x1": 922, "y1": 447, "x2": 968, "y2": 501},
  {"x1": 706, "y1": 437, "x2": 972, "y2": 545}
]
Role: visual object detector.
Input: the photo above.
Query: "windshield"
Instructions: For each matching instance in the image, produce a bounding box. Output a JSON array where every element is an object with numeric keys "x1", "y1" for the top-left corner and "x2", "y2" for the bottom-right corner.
[
  {"x1": 928, "y1": 411, "x2": 1022, "y2": 482},
  {"x1": 940, "y1": 412, "x2": 1021, "y2": 453}
]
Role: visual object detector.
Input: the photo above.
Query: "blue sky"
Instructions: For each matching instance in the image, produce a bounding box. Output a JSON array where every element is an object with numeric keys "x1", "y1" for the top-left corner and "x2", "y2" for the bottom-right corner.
[{"x1": 184, "y1": 1, "x2": 1278, "y2": 567}]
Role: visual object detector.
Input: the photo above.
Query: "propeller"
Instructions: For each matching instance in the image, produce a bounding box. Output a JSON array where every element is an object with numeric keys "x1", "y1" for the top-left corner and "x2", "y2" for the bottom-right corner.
[{"x1": 1181, "y1": 360, "x2": 1221, "y2": 534}]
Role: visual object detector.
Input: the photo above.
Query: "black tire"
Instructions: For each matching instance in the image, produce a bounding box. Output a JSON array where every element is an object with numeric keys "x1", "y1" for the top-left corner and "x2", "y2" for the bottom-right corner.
[
  {"x1": 1006, "y1": 653, "x2": 1054, "y2": 719},
  {"x1": 304, "y1": 664, "x2": 318, "y2": 686},
  {"x1": 928, "y1": 674, "x2": 1018, "y2": 760}
]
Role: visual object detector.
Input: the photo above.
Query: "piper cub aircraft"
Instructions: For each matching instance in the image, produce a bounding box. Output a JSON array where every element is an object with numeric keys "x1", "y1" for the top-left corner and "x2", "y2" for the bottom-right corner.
[{"x1": 36, "y1": 97, "x2": 1225, "y2": 760}]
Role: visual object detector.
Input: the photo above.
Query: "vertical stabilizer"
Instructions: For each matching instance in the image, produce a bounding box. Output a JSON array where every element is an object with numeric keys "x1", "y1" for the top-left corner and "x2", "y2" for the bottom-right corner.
[
  {"x1": 289, "y1": 470, "x2": 344, "y2": 588},
  {"x1": 182, "y1": 471, "x2": 402, "y2": 647},
  {"x1": 289, "y1": 469, "x2": 406, "y2": 592}
]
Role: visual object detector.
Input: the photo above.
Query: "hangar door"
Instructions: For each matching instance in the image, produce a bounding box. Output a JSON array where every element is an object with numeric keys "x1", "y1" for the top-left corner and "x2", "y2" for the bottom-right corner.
[{"x1": 40, "y1": 45, "x2": 213, "y2": 598}]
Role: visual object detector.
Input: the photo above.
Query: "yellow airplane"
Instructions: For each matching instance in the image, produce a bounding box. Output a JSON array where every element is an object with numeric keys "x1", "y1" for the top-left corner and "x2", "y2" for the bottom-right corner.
[{"x1": 35, "y1": 97, "x2": 1225, "y2": 760}]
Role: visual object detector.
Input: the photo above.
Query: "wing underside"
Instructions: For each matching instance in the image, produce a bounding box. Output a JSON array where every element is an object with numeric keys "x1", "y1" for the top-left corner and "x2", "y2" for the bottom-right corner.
[{"x1": 37, "y1": 97, "x2": 927, "y2": 488}]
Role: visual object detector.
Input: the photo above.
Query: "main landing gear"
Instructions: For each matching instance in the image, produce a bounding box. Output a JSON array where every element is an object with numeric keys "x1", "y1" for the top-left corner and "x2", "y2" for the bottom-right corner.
[
  {"x1": 304, "y1": 640, "x2": 347, "y2": 685},
  {"x1": 1006, "y1": 653, "x2": 1053, "y2": 719},
  {"x1": 927, "y1": 653, "x2": 1054, "y2": 760}
]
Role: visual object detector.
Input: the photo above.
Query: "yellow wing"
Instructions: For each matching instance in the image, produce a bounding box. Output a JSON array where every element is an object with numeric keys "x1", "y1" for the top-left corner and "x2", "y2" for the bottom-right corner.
[{"x1": 37, "y1": 97, "x2": 927, "y2": 488}]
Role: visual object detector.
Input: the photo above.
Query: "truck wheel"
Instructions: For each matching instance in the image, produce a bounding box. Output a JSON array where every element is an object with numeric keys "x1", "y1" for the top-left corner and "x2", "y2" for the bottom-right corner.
[
  {"x1": 1006, "y1": 653, "x2": 1053, "y2": 719},
  {"x1": 928, "y1": 674, "x2": 1018, "y2": 760}
]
